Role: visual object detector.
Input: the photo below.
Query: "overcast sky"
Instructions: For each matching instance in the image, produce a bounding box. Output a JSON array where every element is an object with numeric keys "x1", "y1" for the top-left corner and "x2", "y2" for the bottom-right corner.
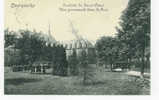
[{"x1": 5, "y1": 0, "x2": 129, "y2": 41}]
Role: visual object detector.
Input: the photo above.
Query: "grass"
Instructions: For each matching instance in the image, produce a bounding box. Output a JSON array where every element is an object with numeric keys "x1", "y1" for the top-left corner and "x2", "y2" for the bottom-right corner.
[{"x1": 4, "y1": 67, "x2": 150, "y2": 95}]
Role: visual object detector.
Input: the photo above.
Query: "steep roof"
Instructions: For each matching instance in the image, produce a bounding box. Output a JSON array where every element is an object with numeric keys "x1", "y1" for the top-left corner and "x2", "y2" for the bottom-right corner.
[{"x1": 63, "y1": 39, "x2": 94, "y2": 50}]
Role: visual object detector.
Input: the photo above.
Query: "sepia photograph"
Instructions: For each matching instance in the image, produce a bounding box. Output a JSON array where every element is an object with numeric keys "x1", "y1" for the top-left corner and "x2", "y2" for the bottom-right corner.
[{"x1": 3, "y1": 0, "x2": 150, "y2": 95}]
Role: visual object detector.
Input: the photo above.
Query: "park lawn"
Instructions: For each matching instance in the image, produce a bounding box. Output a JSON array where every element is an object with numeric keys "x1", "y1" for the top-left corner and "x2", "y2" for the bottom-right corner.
[{"x1": 4, "y1": 69, "x2": 150, "y2": 95}]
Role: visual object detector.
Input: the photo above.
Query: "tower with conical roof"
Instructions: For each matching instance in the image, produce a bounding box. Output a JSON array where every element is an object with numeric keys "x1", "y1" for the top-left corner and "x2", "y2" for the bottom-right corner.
[
  {"x1": 47, "y1": 22, "x2": 56, "y2": 44},
  {"x1": 64, "y1": 20, "x2": 95, "y2": 61}
]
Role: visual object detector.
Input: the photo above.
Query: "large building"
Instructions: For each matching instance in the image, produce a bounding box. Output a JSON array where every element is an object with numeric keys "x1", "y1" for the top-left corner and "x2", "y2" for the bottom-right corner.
[
  {"x1": 62, "y1": 39, "x2": 95, "y2": 60},
  {"x1": 47, "y1": 22, "x2": 96, "y2": 61}
]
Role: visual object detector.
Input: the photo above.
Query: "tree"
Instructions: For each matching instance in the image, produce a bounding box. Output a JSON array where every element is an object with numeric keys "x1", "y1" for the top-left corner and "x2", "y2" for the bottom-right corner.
[
  {"x1": 79, "y1": 49, "x2": 89, "y2": 85},
  {"x1": 116, "y1": 0, "x2": 150, "y2": 75},
  {"x1": 53, "y1": 45, "x2": 68, "y2": 76},
  {"x1": 87, "y1": 48, "x2": 97, "y2": 64},
  {"x1": 4, "y1": 29, "x2": 18, "y2": 47},
  {"x1": 15, "y1": 30, "x2": 45, "y2": 65},
  {"x1": 59, "y1": 45, "x2": 68, "y2": 76},
  {"x1": 68, "y1": 49, "x2": 79, "y2": 75},
  {"x1": 15, "y1": 30, "x2": 32, "y2": 65},
  {"x1": 95, "y1": 36, "x2": 119, "y2": 70}
]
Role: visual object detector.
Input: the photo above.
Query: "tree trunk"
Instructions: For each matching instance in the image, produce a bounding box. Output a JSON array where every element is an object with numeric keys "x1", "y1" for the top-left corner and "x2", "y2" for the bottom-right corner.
[
  {"x1": 110, "y1": 63, "x2": 113, "y2": 71},
  {"x1": 83, "y1": 69, "x2": 87, "y2": 85},
  {"x1": 104, "y1": 62, "x2": 107, "y2": 68},
  {"x1": 140, "y1": 48, "x2": 145, "y2": 78},
  {"x1": 35, "y1": 67, "x2": 37, "y2": 73},
  {"x1": 127, "y1": 58, "x2": 131, "y2": 71}
]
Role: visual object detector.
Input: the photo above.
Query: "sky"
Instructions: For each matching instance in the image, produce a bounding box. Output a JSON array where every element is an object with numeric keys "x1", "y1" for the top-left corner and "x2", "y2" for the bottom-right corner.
[{"x1": 5, "y1": 0, "x2": 129, "y2": 41}]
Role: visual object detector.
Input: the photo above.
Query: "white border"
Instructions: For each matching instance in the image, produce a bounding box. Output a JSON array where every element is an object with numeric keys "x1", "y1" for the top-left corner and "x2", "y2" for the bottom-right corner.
[
  {"x1": 0, "y1": 0, "x2": 159, "y2": 100},
  {"x1": 0, "y1": 0, "x2": 4, "y2": 96},
  {"x1": 151, "y1": 0, "x2": 159, "y2": 96}
]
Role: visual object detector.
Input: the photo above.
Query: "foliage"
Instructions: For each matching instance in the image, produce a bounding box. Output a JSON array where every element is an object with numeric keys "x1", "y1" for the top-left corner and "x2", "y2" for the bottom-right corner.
[
  {"x1": 87, "y1": 48, "x2": 97, "y2": 64},
  {"x1": 79, "y1": 49, "x2": 88, "y2": 67},
  {"x1": 95, "y1": 36, "x2": 120, "y2": 69},
  {"x1": 116, "y1": 0, "x2": 150, "y2": 74},
  {"x1": 15, "y1": 30, "x2": 44, "y2": 65},
  {"x1": 4, "y1": 29, "x2": 68, "y2": 76},
  {"x1": 78, "y1": 50, "x2": 90, "y2": 85},
  {"x1": 4, "y1": 47, "x2": 21, "y2": 66},
  {"x1": 4, "y1": 29, "x2": 18, "y2": 48},
  {"x1": 68, "y1": 49, "x2": 79, "y2": 75},
  {"x1": 52, "y1": 45, "x2": 68, "y2": 76}
]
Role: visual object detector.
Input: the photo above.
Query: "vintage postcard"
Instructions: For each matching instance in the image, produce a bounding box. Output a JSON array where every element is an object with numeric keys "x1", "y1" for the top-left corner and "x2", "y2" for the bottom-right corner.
[{"x1": 4, "y1": 0, "x2": 150, "y2": 95}]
